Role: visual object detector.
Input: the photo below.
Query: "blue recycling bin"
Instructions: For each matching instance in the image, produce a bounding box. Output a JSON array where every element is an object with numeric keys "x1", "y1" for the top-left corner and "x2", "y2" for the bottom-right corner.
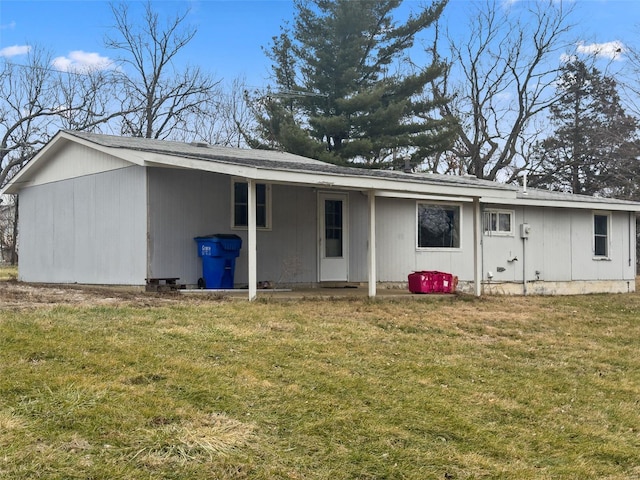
[{"x1": 194, "y1": 234, "x2": 242, "y2": 289}]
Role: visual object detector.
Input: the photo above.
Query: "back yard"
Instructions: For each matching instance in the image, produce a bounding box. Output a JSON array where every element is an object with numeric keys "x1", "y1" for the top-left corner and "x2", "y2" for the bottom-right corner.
[{"x1": 0, "y1": 276, "x2": 639, "y2": 479}]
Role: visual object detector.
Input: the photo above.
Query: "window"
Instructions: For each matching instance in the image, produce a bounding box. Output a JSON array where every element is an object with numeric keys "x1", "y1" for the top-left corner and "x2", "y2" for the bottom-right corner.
[
  {"x1": 593, "y1": 213, "x2": 610, "y2": 258},
  {"x1": 417, "y1": 203, "x2": 460, "y2": 248},
  {"x1": 483, "y1": 209, "x2": 514, "y2": 235},
  {"x1": 324, "y1": 199, "x2": 343, "y2": 257},
  {"x1": 232, "y1": 181, "x2": 271, "y2": 229}
]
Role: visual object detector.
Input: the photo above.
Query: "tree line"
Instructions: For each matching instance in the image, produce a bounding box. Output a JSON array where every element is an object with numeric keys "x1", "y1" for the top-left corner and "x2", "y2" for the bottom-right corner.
[{"x1": 2, "y1": 0, "x2": 640, "y2": 264}]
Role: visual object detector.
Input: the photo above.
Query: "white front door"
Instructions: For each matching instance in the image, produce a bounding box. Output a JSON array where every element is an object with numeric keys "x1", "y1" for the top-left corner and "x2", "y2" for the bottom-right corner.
[{"x1": 318, "y1": 192, "x2": 349, "y2": 282}]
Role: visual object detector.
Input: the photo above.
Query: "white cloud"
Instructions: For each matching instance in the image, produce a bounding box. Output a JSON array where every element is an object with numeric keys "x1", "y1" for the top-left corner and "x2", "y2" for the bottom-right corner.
[
  {"x1": 576, "y1": 41, "x2": 625, "y2": 61},
  {"x1": 1, "y1": 20, "x2": 16, "y2": 30},
  {"x1": 0, "y1": 44, "x2": 31, "y2": 57},
  {"x1": 51, "y1": 50, "x2": 115, "y2": 73},
  {"x1": 560, "y1": 53, "x2": 577, "y2": 64}
]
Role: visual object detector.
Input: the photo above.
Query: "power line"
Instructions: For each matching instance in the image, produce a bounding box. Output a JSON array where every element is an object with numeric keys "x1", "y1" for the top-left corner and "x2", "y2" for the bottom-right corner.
[{"x1": 1, "y1": 58, "x2": 122, "y2": 79}]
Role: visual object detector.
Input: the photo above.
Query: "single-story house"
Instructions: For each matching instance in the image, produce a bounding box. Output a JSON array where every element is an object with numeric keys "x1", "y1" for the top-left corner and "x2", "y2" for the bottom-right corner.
[{"x1": 2, "y1": 130, "x2": 639, "y2": 299}]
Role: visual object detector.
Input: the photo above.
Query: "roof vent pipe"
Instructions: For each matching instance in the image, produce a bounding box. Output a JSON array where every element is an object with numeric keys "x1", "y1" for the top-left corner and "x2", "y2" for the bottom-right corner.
[
  {"x1": 521, "y1": 171, "x2": 528, "y2": 195},
  {"x1": 403, "y1": 157, "x2": 412, "y2": 173}
]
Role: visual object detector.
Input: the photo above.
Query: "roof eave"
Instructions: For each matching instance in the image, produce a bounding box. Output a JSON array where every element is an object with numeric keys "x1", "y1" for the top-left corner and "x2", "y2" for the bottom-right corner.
[
  {"x1": 1, "y1": 130, "x2": 67, "y2": 195},
  {"x1": 143, "y1": 154, "x2": 516, "y2": 200},
  {"x1": 1, "y1": 131, "x2": 146, "y2": 195},
  {"x1": 481, "y1": 195, "x2": 640, "y2": 212}
]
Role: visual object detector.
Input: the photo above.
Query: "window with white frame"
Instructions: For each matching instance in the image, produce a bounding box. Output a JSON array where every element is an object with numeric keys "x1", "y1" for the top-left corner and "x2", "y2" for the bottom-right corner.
[
  {"x1": 483, "y1": 209, "x2": 514, "y2": 235},
  {"x1": 417, "y1": 203, "x2": 461, "y2": 248},
  {"x1": 232, "y1": 180, "x2": 271, "y2": 229},
  {"x1": 593, "y1": 213, "x2": 610, "y2": 258}
]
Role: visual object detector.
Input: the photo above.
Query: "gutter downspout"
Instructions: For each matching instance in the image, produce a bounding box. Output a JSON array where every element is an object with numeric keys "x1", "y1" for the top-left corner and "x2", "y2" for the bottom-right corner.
[
  {"x1": 521, "y1": 180, "x2": 528, "y2": 296},
  {"x1": 145, "y1": 168, "x2": 152, "y2": 284},
  {"x1": 522, "y1": 210, "x2": 528, "y2": 296},
  {"x1": 629, "y1": 211, "x2": 633, "y2": 269},
  {"x1": 522, "y1": 235, "x2": 527, "y2": 295}
]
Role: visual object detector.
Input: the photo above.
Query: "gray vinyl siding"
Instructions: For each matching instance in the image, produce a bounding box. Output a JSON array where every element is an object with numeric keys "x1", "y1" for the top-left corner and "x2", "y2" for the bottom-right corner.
[
  {"x1": 371, "y1": 198, "x2": 417, "y2": 281},
  {"x1": 539, "y1": 208, "x2": 573, "y2": 281},
  {"x1": 348, "y1": 192, "x2": 369, "y2": 282},
  {"x1": 147, "y1": 169, "x2": 229, "y2": 284},
  {"x1": 18, "y1": 166, "x2": 147, "y2": 284},
  {"x1": 482, "y1": 206, "x2": 636, "y2": 284},
  {"x1": 368, "y1": 200, "x2": 636, "y2": 285},
  {"x1": 482, "y1": 206, "x2": 574, "y2": 284},
  {"x1": 26, "y1": 141, "x2": 132, "y2": 187},
  {"x1": 147, "y1": 168, "x2": 318, "y2": 286},
  {"x1": 481, "y1": 220, "x2": 523, "y2": 284},
  {"x1": 247, "y1": 183, "x2": 317, "y2": 285},
  {"x1": 372, "y1": 198, "x2": 475, "y2": 282},
  {"x1": 570, "y1": 210, "x2": 635, "y2": 281}
]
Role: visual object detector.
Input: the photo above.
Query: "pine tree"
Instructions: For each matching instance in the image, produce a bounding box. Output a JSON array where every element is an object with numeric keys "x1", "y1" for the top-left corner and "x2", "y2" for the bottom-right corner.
[
  {"x1": 529, "y1": 60, "x2": 639, "y2": 197},
  {"x1": 251, "y1": 0, "x2": 454, "y2": 169}
]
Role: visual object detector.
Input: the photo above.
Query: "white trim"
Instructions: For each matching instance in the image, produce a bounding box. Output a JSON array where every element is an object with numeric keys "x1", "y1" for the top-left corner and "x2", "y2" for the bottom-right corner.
[
  {"x1": 230, "y1": 179, "x2": 272, "y2": 231},
  {"x1": 368, "y1": 190, "x2": 377, "y2": 298},
  {"x1": 1, "y1": 131, "x2": 147, "y2": 195},
  {"x1": 416, "y1": 201, "x2": 463, "y2": 251},
  {"x1": 592, "y1": 211, "x2": 612, "y2": 260},
  {"x1": 483, "y1": 208, "x2": 515, "y2": 236},
  {"x1": 473, "y1": 198, "x2": 482, "y2": 297},
  {"x1": 481, "y1": 196, "x2": 640, "y2": 213},
  {"x1": 318, "y1": 191, "x2": 349, "y2": 282},
  {"x1": 141, "y1": 153, "x2": 513, "y2": 199},
  {"x1": 375, "y1": 191, "x2": 474, "y2": 202},
  {"x1": 247, "y1": 179, "x2": 257, "y2": 301}
]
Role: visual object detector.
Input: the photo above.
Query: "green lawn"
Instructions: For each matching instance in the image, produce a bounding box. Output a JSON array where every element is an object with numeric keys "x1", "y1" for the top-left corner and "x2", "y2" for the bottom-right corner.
[{"x1": 1, "y1": 285, "x2": 639, "y2": 479}]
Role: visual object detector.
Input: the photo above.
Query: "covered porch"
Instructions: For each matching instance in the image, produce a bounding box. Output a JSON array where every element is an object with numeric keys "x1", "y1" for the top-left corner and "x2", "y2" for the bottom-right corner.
[
  {"x1": 237, "y1": 180, "x2": 482, "y2": 300},
  {"x1": 140, "y1": 145, "x2": 515, "y2": 301}
]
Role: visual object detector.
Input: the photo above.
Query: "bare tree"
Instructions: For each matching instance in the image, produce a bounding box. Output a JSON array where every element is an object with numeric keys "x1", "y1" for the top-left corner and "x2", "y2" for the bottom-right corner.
[
  {"x1": 175, "y1": 77, "x2": 256, "y2": 148},
  {"x1": 105, "y1": 1, "x2": 221, "y2": 140},
  {"x1": 0, "y1": 198, "x2": 16, "y2": 264},
  {"x1": 616, "y1": 38, "x2": 640, "y2": 124},
  {"x1": 1, "y1": 48, "x2": 63, "y2": 188},
  {"x1": 0, "y1": 46, "x2": 119, "y2": 188},
  {"x1": 1, "y1": 46, "x2": 118, "y2": 263},
  {"x1": 215, "y1": 77, "x2": 256, "y2": 148},
  {"x1": 429, "y1": 0, "x2": 576, "y2": 182},
  {"x1": 55, "y1": 67, "x2": 123, "y2": 132}
]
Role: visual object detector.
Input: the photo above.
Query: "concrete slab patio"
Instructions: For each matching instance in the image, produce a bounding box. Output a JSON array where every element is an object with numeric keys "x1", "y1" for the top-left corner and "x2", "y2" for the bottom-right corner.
[{"x1": 179, "y1": 285, "x2": 456, "y2": 300}]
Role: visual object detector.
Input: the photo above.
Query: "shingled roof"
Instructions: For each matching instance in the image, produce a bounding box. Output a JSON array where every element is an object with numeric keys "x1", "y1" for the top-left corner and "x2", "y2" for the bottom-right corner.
[
  {"x1": 3, "y1": 130, "x2": 640, "y2": 212},
  {"x1": 65, "y1": 130, "x2": 512, "y2": 192}
]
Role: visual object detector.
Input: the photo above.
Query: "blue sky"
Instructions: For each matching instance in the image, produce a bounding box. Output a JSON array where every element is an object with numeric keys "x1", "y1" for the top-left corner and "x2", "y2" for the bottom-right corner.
[{"x1": 0, "y1": 0, "x2": 638, "y2": 88}]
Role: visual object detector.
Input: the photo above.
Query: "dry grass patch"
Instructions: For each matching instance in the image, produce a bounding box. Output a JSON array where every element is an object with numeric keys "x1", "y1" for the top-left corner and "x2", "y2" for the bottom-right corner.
[
  {"x1": 131, "y1": 412, "x2": 256, "y2": 466},
  {"x1": 0, "y1": 282, "x2": 639, "y2": 478},
  {"x1": 0, "y1": 265, "x2": 17, "y2": 281}
]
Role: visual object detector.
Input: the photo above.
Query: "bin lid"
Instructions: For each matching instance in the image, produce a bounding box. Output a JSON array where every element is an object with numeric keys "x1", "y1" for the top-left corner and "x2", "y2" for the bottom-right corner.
[
  {"x1": 194, "y1": 234, "x2": 242, "y2": 252},
  {"x1": 194, "y1": 234, "x2": 241, "y2": 240}
]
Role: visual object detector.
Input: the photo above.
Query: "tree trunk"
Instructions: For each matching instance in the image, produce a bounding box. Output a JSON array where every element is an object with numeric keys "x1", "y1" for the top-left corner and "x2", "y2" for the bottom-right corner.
[{"x1": 10, "y1": 195, "x2": 18, "y2": 266}]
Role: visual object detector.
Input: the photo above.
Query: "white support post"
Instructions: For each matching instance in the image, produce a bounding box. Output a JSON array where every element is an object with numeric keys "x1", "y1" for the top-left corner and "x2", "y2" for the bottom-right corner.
[
  {"x1": 368, "y1": 190, "x2": 377, "y2": 298},
  {"x1": 473, "y1": 197, "x2": 482, "y2": 297},
  {"x1": 247, "y1": 179, "x2": 257, "y2": 301}
]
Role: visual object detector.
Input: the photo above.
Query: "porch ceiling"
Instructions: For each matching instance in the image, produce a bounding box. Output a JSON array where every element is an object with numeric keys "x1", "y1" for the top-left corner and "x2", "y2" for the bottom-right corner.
[{"x1": 142, "y1": 152, "x2": 514, "y2": 200}]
